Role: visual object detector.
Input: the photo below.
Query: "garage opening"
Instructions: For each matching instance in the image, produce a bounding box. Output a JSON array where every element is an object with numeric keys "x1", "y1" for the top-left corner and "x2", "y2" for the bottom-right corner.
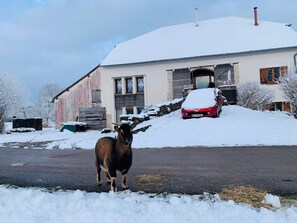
[
  {"x1": 172, "y1": 64, "x2": 236, "y2": 100},
  {"x1": 191, "y1": 68, "x2": 214, "y2": 89}
]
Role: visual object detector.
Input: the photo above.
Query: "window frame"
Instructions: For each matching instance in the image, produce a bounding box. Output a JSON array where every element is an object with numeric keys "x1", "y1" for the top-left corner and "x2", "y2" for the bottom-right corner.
[{"x1": 260, "y1": 66, "x2": 287, "y2": 85}]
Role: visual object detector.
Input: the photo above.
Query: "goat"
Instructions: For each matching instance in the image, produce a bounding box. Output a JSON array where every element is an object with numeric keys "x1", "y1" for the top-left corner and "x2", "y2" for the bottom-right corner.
[{"x1": 95, "y1": 123, "x2": 133, "y2": 192}]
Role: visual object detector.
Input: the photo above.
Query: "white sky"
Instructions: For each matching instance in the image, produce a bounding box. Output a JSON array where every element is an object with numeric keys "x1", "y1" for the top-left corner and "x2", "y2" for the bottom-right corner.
[{"x1": 0, "y1": 0, "x2": 296, "y2": 104}]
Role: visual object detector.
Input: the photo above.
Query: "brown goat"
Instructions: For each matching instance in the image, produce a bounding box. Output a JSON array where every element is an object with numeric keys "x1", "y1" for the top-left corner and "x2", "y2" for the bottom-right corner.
[{"x1": 95, "y1": 123, "x2": 133, "y2": 192}]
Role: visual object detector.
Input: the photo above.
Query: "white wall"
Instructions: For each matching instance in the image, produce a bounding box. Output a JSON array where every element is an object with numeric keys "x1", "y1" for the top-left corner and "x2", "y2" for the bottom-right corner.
[{"x1": 101, "y1": 48, "x2": 297, "y2": 127}]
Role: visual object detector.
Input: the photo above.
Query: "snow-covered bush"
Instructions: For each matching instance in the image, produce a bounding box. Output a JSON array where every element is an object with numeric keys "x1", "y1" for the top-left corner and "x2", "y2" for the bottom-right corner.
[
  {"x1": 34, "y1": 84, "x2": 62, "y2": 127},
  {"x1": 280, "y1": 71, "x2": 297, "y2": 118},
  {"x1": 0, "y1": 74, "x2": 28, "y2": 133},
  {"x1": 237, "y1": 81, "x2": 274, "y2": 110}
]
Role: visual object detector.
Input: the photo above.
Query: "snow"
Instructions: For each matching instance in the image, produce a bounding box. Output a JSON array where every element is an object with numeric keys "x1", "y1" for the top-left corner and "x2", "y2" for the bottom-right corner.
[
  {"x1": 0, "y1": 185, "x2": 296, "y2": 223},
  {"x1": 181, "y1": 88, "x2": 219, "y2": 109},
  {"x1": 1, "y1": 105, "x2": 297, "y2": 222},
  {"x1": 1, "y1": 105, "x2": 297, "y2": 149},
  {"x1": 101, "y1": 17, "x2": 297, "y2": 66},
  {"x1": 263, "y1": 194, "x2": 282, "y2": 209}
]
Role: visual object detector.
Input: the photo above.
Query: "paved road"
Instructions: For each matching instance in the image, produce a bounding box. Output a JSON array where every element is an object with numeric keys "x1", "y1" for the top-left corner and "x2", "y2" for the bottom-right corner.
[{"x1": 0, "y1": 146, "x2": 296, "y2": 196}]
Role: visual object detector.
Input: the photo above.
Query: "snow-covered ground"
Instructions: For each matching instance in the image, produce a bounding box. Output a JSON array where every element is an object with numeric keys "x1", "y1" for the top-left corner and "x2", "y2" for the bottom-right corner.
[
  {"x1": 1, "y1": 105, "x2": 297, "y2": 222},
  {"x1": 0, "y1": 185, "x2": 296, "y2": 223},
  {"x1": 1, "y1": 105, "x2": 297, "y2": 149}
]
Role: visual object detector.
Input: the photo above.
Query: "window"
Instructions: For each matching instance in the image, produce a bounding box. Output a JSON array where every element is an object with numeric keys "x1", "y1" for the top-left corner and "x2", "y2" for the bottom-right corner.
[
  {"x1": 195, "y1": 76, "x2": 213, "y2": 89},
  {"x1": 126, "y1": 107, "x2": 134, "y2": 114},
  {"x1": 137, "y1": 107, "x2": 144, "y2": 114},
  {"x1": 126, "y1": 78, "x2": 133, "y2": 93},
  {"x1": 137, "y1": 77, "x2": 144, "y2": 93},
  {"x1": 115, "y1": 79, "x2": 122, "y2": 94},
  {"x1": 260, "y1": 66, "x2": 287, "y2": 84},
  {"x1": 264, "y1": 101, "x2": 291, "y2": 112},
  {"x1": 116, "y1": 109, "x2": 123, "y2": 123},
  {"x1": 91, "y1": 89, "x2": 101, "y2": 103},
  {"x1": 114, "y1": 76, "x2": 145, "y2": 120}
]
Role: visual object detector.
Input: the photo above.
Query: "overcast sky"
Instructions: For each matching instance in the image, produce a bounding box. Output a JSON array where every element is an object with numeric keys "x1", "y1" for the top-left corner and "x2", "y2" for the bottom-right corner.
[{"x1": 1, "y1": 0, "x2": 296, "y2": 104}]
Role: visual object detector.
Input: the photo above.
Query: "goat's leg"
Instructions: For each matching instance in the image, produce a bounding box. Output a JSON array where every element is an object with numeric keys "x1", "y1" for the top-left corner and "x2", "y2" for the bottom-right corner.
[
  {"x1": 110, "y1": 177, "x2": 117, "y2": 192},
  {"x1": 121, "y1": 169, "x2": 129, "y2": 190},
  {"x1": 121, "y1": 174, "x2": 128, "y2": 190},
  {"x1": 108, "y1": 167, "x2": 117, "y2": 192},
  {"x1": 95, "y1": 161, "x2": 101, "y2": 186},
  {"x1": 105, "y1": 172, "x2": 111, "y2": 184}
]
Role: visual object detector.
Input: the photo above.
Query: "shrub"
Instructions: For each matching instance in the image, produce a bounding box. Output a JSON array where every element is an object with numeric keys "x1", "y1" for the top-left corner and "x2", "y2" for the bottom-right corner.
[
  {"x1": 280, "y1": 71, "x2": 297, "y2": 118},
  {"x1": 237, "y1": 81, "x2": 274, "y2": 110},
  {"x1": 0, "y1": 74, "x2": 27, "y2": 133}
]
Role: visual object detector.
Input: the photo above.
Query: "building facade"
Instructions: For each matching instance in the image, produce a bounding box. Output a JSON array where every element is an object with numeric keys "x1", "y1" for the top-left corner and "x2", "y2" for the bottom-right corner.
[{"x1": 101, "y1": 48, "x2": 296, "y2": 127}]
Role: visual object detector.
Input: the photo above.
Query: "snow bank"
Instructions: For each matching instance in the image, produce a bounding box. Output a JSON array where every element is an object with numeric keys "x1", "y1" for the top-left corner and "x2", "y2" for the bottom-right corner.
[
  {"x1": 133, "y1": 105, "x2": 297, "y2": 148},
  {"x1": 0, "y1": 185, "x2": 296, "y2": 223}
]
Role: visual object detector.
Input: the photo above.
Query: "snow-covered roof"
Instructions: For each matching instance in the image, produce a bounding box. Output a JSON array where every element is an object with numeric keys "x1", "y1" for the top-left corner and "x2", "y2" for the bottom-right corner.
[{"x1": 101, "y1": 17, "x2": 297, "y2": 66}]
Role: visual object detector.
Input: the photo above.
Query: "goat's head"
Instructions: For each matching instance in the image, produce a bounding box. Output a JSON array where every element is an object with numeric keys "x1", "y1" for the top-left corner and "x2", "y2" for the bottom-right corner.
[{"x1": 114, "y1": 123, "x2": 133, "y2": 146}]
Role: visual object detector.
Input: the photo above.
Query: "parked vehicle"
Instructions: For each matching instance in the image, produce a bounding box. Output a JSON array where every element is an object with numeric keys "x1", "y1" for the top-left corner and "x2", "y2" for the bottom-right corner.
[{"x1": 181, "y1": 88, "x2": 224, "y2": 119}]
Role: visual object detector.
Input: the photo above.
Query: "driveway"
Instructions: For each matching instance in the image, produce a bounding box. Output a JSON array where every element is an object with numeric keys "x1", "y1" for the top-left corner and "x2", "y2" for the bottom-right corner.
[{"x1": 0, "y1": 146, "x2": 296, "y2": 196}]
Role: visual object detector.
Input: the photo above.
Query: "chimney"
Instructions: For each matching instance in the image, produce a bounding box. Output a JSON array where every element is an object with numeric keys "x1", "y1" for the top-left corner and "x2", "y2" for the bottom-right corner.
[
  {"x1": 254, "y1": 7, "x2": 259, "y2": 26},
  {"x1": 195, "y1": 8, "x2": 199, "y2": 27}
]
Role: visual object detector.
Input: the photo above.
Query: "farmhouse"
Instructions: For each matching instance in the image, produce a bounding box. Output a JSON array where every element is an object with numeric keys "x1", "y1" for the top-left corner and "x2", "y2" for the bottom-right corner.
[
  {"x1": 53, "y1": 8, "x2": 297, "y2": 129},
  {"x1": 100, "y1": 9, "x2": 297, "y2": 127}
]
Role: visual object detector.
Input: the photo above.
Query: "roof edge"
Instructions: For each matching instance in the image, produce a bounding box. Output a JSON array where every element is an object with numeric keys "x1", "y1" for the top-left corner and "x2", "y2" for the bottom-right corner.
[{"x1": 52, "y1": 64, "x2": 100, "y2": 102}]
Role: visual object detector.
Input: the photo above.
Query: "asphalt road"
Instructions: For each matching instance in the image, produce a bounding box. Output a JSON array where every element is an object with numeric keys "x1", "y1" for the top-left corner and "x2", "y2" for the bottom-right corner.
[{"x1": 0, "y1": 146, "x2": 296, "y2": 196}]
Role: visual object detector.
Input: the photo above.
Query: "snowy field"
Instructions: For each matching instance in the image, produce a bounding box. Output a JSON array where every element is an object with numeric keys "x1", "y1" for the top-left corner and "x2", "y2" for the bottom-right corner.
[
  {"x1": 1, "y1": 105, "x2": 297, "y2": 222},
  {"x1": 1, "y1": 105, "x2": 297, "y2": 149}
]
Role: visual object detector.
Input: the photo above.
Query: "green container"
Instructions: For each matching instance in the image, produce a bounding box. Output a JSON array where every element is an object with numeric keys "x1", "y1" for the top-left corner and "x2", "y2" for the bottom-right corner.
[{"x1": 60, "y1": 124, "x2": 77, "y2": 132}]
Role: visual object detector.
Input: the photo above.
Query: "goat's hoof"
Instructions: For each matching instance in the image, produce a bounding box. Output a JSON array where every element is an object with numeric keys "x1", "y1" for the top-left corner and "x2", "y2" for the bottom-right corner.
[
  {"x1": 97, "y1": 181, "x2": 102, "y2": 187},
  {"x1": 122, "y1": 183, "x2": 128, "y2": 190},
  {"x1": 111, "y1": 187, "x2": 117, "y2": 192}
]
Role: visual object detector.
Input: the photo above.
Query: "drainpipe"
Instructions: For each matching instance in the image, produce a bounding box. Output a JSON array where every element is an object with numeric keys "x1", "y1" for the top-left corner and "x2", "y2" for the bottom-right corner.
[{"x1": 294, "y1": 53, "x2": 297, "y2": 73}]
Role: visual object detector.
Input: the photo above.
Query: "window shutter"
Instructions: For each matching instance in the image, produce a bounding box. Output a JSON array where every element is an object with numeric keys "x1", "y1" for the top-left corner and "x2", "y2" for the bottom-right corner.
[
  {"x1": 260, "y1": 68, "x2": 268, "y2": 84},
  {"x1": 91, "y1": 89, "x2": 101, "y2": 103}
]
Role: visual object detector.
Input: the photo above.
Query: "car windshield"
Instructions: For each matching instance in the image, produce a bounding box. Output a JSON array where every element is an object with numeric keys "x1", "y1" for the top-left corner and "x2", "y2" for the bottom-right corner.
[{"x1": 181, "y1": 88, "x2": 218, "y2": 109}]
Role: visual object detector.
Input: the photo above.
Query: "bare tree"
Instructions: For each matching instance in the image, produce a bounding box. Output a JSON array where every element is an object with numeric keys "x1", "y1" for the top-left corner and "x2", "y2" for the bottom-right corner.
[
  {"x1": 280, "y1": 70, "x2": 297, "y2": 118},
  {"x1": 0, "y1": 74, "x2": 28, "y2": 133},
  {"x1": 35, "y1": 84, "x2": 62, "y2": 127},
  {"x1": 237, "y1": 81, "x2": 274, "y2": 111}
]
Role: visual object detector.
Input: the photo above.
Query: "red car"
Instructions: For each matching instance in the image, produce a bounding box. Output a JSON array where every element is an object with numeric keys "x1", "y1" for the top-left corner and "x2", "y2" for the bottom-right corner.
[{"x1": 181, "y1": 88, "x2": 224, "y2": 119}]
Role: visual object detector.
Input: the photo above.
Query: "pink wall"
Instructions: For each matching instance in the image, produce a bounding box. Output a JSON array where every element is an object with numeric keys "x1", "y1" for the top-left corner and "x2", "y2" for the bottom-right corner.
[{"x1": 54, "y1": 66, "x2": 101, "y2": 128}]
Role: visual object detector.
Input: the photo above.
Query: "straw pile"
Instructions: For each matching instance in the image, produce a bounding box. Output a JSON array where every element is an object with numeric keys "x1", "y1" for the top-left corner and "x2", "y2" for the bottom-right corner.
[{"x1": 219, "y1": 186, "x2": 271, "y2": 209}]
